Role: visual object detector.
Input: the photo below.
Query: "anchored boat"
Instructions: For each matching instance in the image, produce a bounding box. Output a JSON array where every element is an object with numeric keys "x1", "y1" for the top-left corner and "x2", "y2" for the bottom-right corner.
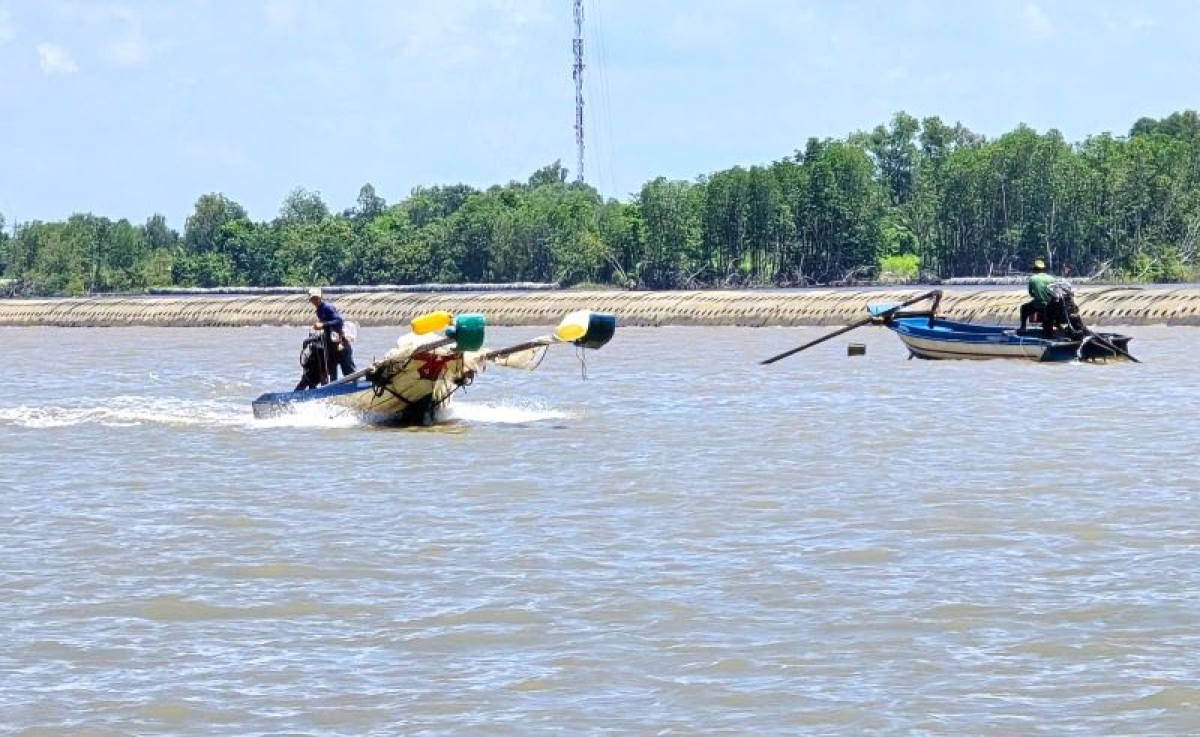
[
  {"x1": 878, "y1": 313, "x2": 1134, "y2": 361},
  {"x1": 871, "y1": 290, "x2": 1135, "y2": 362},
  {"x1": 252, "y1": 310, "x2": 616, "y2": 424},
  {"x1": 761, "y1": 289, "x2": 1136, "y2": 365}
]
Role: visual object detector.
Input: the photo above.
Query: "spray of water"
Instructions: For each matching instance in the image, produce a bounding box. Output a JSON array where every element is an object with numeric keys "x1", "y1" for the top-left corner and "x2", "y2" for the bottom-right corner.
[
  {"x1": 445, "y1": 400, "x2": 575, "y2": 425},
  {"x1": 0, "y1": 395, "x2": 358, "y2": 430},
  {"x1": 0, "y1": 396, "x2": 574, "y2": 430}
]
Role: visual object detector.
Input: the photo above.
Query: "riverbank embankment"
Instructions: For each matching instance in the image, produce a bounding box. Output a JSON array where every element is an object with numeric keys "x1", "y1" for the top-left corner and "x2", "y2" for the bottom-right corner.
[{"x1": 1, "y1": 286, "x2": 1198, "y2": 328}]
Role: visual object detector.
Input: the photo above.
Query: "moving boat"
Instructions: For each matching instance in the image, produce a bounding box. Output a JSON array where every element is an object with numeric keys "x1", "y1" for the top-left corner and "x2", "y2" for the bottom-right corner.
[{"x1": 252, "y1": 310, "x2": 617, "y2": 424}]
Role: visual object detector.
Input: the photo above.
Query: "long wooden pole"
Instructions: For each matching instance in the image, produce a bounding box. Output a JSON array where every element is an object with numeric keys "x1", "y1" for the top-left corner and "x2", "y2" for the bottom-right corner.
[
  {"x1": 482, "y1": 337, "x2": 554, "y2": 362},
  {"x1": 760, "y1": 290, "x2": 941, "y2": 365}
]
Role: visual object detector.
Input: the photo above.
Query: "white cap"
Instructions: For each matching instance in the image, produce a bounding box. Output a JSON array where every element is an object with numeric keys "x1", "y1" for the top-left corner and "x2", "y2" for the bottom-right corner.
[{"x1": 307, "y1": 287, "x2": 322, "y2": 298}]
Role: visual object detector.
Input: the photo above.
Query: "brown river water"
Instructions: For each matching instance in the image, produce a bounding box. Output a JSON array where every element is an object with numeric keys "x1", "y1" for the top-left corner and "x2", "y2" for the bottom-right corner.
[{"x1": 1, "y1": 323, "x2": 1198, "y2": 735}]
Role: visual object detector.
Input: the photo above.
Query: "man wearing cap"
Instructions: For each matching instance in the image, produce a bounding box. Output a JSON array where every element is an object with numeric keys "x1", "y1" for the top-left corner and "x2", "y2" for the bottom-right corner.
[
  {"x1": 1019, "y1": 258, "x2": 1060, "y2": 334},
  {"x1": 308, "y1": 288, "x2": 356, "y2": 381}
]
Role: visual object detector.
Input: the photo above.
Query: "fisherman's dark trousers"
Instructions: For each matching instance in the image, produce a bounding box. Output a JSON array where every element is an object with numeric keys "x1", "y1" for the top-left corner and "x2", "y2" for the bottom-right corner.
[
  {"x1": 325, "y1": 341, "x2": 356, "y2": 381},
  {"x1": 1022, "y1": 298, "x2": 1068, "y2": 336},
  {"x1": 1019, "y1": 300, "x2": 1044, "y2": 330}
]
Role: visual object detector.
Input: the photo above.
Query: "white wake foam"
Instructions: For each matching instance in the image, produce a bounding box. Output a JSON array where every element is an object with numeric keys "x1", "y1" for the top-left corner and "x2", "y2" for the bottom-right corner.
[
  {"x1": 0, "y1": 396, "x2": 574, "y2": 430},
  {"x1": 0, "y1": 395, "x2": 360, "y2": 430},
  {"x1": 251, "y1": 402, "x2": 362, "y2": 429},
  {"x1": 444, "y1": 400, "x2": 575, "y2": 425}
]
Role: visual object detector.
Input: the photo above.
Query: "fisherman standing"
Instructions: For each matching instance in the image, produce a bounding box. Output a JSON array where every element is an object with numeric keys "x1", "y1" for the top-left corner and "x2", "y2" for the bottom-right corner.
[{"x1": 308, "y1": 287, "x2": 356, "y2": 381}]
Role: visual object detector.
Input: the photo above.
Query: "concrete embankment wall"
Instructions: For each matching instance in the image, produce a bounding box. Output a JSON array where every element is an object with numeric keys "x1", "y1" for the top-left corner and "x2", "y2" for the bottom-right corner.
[{"x1": 2, "y1": 286, "x2": 1199, "y2": 328}]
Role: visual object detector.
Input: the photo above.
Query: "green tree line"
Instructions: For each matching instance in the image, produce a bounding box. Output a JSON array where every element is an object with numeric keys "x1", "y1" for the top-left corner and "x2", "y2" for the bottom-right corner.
[{"x1": 3, "y1": 111, "x2": 1198, "y2": 296}]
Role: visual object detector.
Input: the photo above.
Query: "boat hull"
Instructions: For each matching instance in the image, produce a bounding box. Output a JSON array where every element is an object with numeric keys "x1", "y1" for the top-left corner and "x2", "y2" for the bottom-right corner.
[
  {"x1": 886, "y1": 316, "x2": 1133, "y2": 362},
  {"x1": 251, "y1": 309, "x2": 618, "y2": 425},
  {"x1": 252, "y1": 351, "x2": 477, "y2": 425}
]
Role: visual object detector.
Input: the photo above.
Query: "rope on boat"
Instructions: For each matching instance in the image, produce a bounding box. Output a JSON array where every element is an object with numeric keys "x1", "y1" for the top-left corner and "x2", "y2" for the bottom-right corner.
[
  {"x1": 575, "y1": 344, "x2": 589, "y2": 380},
  {"x1": 437, "y1": 372, "x2": 473, "y2": 408},
  {"x1": 355, "y1": 352, "x2": 475, "y2": 424},
  {"x1": 1076, "y1": 335, "x2": 1093, "y2": 361}
]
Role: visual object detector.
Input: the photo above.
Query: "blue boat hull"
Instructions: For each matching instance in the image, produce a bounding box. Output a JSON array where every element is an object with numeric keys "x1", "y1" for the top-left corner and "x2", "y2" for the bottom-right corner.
[
  {"x1": 251, "y1": 378, "x2": 440, "y2": 425},
  {"x1": 251, "y1": 347, "x2": 475, "y2": 425},
  {"x1": 885, "y1": 316, "x2": 1132, "y2": 362}
]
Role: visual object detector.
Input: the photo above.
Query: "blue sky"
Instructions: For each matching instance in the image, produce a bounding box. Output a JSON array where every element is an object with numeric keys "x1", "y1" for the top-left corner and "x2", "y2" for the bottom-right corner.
[{"x1": 1, "y1": 0, "x2": 1198, "y2": 231}]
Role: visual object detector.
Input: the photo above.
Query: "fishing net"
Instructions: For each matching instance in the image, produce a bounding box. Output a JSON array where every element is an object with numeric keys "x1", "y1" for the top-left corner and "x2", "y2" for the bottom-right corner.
[{"x1": 489, "y1": 343, "x2": 551, "y2": 371}]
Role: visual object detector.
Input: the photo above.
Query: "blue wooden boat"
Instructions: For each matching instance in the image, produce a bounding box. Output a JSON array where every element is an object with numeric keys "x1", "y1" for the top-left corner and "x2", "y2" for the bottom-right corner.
[
  {"x1": 867, "y1": 290, "x2": 1134, "y2": 362},
  {"x1": 877, "y1": 313, "x2": 1133, "y2": 362}
]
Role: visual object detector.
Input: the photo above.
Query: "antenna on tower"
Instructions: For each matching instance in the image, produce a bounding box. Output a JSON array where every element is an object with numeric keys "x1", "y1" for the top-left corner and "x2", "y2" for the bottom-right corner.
[{"x1": 572, "y1": 0, "x2": 585, "y2": 184}]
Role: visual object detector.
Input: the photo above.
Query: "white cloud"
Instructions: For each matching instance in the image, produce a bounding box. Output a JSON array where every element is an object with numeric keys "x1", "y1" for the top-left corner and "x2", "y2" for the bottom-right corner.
[
  {"x1": 387, "y1": 0, "x2": 552, "y2": 65},
  {"x1": 104, "y1": 31, "x2": 150, "y2": 66},
  {"x1": 55, "y1": 2, "x2": 155, "y2": 66},
  {"x1": 262, "y1": 0, "x2": 300, "y2": 29},
  {"x1": 36, "y1": 42, "x2": 78, "y2": 74},
  {"x1": 0, "y1": 7, "x2": 15, "y2": 45},
  {"x1": 1098, "y1": 8, "x2": 1155, "y2": 37},
  {"x1": 1019, "y1": 1, "x2": 1055, "y2": 41}
]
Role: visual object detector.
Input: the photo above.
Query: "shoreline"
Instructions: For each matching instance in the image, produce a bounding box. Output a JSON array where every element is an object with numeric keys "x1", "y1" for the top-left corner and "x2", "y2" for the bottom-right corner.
[{"x1": 2, "y1": 285, "x2": 1198, "y2": 328}]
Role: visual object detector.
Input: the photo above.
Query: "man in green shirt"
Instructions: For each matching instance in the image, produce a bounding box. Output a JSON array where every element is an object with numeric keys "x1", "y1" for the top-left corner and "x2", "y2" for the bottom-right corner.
[{"x1": 1019, "y1": 258, "x2": 1059, "y2": 333}]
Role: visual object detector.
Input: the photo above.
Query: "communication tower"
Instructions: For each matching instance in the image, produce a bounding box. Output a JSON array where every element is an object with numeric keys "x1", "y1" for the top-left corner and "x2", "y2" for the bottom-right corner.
[{"x1": 572, "y1": 0, "x2": 585, "y2": 183}]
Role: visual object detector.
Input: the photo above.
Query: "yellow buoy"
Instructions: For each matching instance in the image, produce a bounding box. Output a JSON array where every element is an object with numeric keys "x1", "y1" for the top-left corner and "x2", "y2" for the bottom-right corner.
[
  {"x1": 554, "y1": 310, "x2": 592, "y2": 342},
  {"x1": 411, "y1": 310, "x2": 453, "y2": 335}
]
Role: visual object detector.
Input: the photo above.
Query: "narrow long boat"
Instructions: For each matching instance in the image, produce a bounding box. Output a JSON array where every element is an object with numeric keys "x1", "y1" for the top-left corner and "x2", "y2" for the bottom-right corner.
[
  {"x1": 879, "y1": 314, "x2": 1133, "y2": 362},
  {"x1": 252, "y1": 310, "x2": 617, "y2": 424},
  {"x1": 868, "y1": 290, "x2": 1134, "y2": 362}
]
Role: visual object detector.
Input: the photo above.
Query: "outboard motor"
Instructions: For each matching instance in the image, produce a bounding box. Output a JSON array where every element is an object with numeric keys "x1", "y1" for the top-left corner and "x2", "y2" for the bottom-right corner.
[
  {"x1": 295, "y1": 331, "x2": 329, "y2": 390},
  {"x1": 1047, "y1": 280, "x2": 1085, "y2": 337}
]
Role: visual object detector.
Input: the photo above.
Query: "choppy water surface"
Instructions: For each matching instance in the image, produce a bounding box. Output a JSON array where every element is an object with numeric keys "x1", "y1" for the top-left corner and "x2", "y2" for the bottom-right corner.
[{"x1": 2, "y1": 324, "x2": 1198, "y2": 735}]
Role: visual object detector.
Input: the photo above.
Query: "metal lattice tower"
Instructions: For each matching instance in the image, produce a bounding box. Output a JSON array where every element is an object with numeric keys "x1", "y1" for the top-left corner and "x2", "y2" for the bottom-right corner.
[{"x1": 572, "y1": 0, "x2": 585, "y2": 183}]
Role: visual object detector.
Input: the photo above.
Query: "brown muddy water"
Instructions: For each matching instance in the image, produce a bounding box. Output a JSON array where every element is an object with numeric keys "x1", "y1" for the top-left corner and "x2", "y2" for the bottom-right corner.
[{"x1": 2, "y1": 324, "x2": 1197, "y2": 735}]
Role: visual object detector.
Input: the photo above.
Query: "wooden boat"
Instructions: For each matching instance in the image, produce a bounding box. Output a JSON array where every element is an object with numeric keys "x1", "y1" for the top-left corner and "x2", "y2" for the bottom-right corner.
[
  {"x1": 760, "y1": 289, "x2": 1136, "y2": 365},
  {"x1": 878, "y1": 314, "x2": 1133, "y2": 362},
  {"x1": 252, "y1": 310, "x2": 616, "y2": 424},
  {"x1": 868, "y1": 290, "x2": 1135, "y2": 362}
]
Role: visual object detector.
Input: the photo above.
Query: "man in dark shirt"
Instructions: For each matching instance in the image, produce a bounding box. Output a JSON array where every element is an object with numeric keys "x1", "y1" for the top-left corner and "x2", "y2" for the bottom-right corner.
[{"x1": 308, "y1": 288, "x2": 356, "y2": 381}]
